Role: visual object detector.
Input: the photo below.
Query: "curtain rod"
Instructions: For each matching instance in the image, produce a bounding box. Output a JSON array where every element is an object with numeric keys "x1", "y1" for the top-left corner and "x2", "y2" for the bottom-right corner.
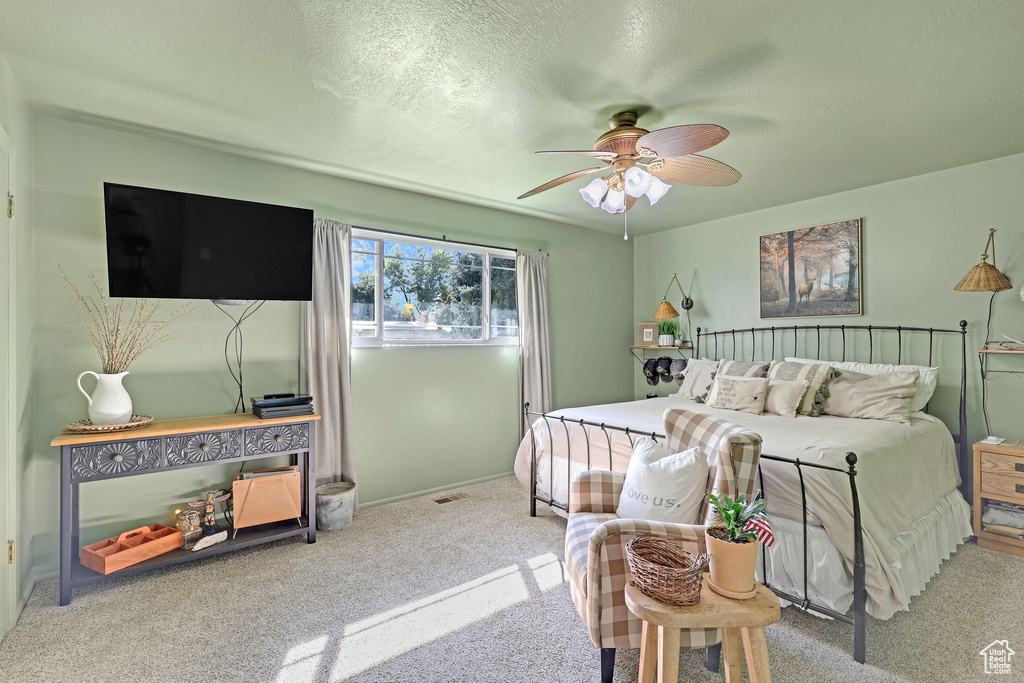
[{"x1": 351, "y1": 224, "x2": 529, "y2": 255}]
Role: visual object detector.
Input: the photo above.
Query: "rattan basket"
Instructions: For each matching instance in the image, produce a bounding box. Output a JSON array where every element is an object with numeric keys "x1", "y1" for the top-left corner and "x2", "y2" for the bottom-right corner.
[{"x1": 626, "y1": 535, "x2": 709, "y2": 606}]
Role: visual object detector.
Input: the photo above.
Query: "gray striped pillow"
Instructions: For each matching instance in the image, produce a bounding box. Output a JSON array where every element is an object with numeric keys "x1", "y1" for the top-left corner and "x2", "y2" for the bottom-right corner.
[
  {"x1": 767, "y1": 360, "x2": 838, "y2": 416},
  {"x1": 716, "y1": 359, "x2": 770, "y2": 378}
]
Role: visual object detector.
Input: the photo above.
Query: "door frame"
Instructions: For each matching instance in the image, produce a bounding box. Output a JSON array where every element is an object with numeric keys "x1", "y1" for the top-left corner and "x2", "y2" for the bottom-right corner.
[{"x1": 0, "y1": 122, "x2": 17, "y2": 634}]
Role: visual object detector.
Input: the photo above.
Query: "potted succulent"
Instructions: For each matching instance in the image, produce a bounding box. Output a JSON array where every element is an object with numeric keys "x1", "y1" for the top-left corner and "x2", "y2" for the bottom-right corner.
[
  {"x1": 704, "y1": 493, "x2": 768, "y2": 599},
  {"x1": 657, "y1": 319, "x2": 678, "y2": 347}
]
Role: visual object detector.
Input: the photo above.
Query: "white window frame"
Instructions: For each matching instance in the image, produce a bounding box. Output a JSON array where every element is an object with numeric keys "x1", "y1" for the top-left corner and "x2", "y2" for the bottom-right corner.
[{"x1": 351, "y1": 229, "x2": 518, "y2": 348}]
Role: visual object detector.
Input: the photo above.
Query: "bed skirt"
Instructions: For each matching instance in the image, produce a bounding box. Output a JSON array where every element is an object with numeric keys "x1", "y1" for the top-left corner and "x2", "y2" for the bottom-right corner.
[{"x1": 760, "y1": 489, "x2": 972, "y2": 619}]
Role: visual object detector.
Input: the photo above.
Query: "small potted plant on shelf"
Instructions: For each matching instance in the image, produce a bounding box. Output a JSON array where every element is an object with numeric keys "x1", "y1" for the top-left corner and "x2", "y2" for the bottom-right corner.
[
  {"x1": 657, "y1": 320, "x2": 678, "y2": 347},
  {"x1": 704, "y1": 492, "x2": 770, "y2": 599}
]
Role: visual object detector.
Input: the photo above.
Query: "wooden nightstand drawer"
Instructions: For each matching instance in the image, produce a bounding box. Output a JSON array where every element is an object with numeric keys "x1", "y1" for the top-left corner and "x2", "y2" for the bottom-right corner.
[
  {"x1": 980, "y1": 451, "x2": 1024, "y2": 477},
  {"x1": 980, "y1": 473, "x2": 1024, "y2": 502}
]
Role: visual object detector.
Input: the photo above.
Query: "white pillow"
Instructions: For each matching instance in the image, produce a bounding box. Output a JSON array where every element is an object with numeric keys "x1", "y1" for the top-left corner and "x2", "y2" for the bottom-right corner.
[
  {"x1": 676, "y1": 360, "x2": 717, "y2": 400},
  {"x1": 706, "y1": 376, "x2": 769, "y2": 414},
  {"x1": 822, "y1": 369, "x2": 918, "y2": 424},
  {"x1": 786, "y1": 357, "x2": 938, "y2": 412},
  {"x1": 615, "y1": 437, "x2": 709, "y2": 525},
  {"x1": 764, "y1": 379, "x2": 810, "y2": 418}
]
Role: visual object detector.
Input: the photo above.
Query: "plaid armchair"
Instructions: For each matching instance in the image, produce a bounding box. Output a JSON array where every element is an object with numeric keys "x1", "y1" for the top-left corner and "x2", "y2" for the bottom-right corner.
[{"x1": 564, "y1": 408, "x2": 762, "y2": 682}]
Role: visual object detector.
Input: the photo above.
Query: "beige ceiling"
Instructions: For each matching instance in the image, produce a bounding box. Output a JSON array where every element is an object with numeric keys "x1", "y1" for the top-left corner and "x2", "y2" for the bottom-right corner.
[{"x1": 2, "y1": 1, "x2": 1024, "y2": 235}]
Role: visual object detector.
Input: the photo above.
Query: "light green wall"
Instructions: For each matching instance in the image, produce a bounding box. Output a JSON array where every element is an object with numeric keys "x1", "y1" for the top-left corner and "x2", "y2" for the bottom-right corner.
[
  {"x1": 29, "y1": 114, "x2": 634, "y2": 580},
  {"x1": 0, "y1": 53, "x2": 34, "y2": 636},
  {"x1": 634, "y1": 152, "x2": 1024, "y2": 453}
]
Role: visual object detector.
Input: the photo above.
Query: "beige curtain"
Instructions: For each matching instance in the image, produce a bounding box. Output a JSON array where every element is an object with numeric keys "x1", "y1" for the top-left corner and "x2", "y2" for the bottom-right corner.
[
  {"x1": 303, "y1": 218, "x2": 357, "y2": 504},
  {"x1": 516, "y1": 250, "x2": 552, "y2": 429}
]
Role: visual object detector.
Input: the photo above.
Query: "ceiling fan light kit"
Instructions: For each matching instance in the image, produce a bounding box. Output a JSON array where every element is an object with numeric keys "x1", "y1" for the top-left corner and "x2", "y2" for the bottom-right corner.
[
  {"x1": 518, "y1": 110, "x2": 741, "y2": 235},
  {"x1": 623, "y1": 166, "x2": 653, "y2": 198},
  {"x1": 645, "y1": 176, "x2": 671, "y2": 205},
  {"x1": 579, "y1": 177, "x2": 607, "y2": 208},
  {"x1": 601, "y1": 188, "x2": 626, "y2": 214}
]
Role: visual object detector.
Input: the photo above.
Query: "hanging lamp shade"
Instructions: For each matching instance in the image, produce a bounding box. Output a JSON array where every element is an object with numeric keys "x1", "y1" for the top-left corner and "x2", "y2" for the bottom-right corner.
[
  {"x1": 954, "y1": 229, "x2": 1012, "y2": 292},
  {"x1": 653, "y1": 297, "x2": 680, "y2": 320},
  {"x1": 954, "y1": 263, "x2": 1012, "y2": 292}
]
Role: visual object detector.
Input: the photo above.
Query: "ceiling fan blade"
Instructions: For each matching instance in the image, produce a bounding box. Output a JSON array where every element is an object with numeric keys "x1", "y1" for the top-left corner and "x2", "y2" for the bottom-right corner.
[
  {"x1": 517, "y1": 167, "x2": 605, "y2": 199},
  {"x1": 536, "y1": 150, "x2": 617, "y2": 158},
  {"x1": 635, "y1": 124, "x2": 729, "y2": 158},
  {"x1": 651, "y1": 155, "x2": 741, "y2": 187}
]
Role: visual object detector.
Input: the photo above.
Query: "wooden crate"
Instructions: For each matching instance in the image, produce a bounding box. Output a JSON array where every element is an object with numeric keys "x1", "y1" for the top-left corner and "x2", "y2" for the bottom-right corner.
[{"x1": 80, "y1": 524, "x2": 184, "y2": 574}]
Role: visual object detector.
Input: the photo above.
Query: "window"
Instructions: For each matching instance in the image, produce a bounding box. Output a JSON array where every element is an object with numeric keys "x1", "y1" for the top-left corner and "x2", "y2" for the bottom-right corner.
[{"x1": 352, "y1": 230, "x2": 518, "y2": 346}]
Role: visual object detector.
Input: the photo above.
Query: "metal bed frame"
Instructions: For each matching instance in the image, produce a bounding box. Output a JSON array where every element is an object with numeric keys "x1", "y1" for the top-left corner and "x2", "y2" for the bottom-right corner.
[{"x1": 525, "y1": 321, "x2": 969, "y2": 665}]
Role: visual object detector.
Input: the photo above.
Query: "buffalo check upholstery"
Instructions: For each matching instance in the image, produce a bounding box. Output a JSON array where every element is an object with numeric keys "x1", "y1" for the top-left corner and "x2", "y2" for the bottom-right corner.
[{"x1": 564, "y1": 409, "x2": 762, "y2": 651}]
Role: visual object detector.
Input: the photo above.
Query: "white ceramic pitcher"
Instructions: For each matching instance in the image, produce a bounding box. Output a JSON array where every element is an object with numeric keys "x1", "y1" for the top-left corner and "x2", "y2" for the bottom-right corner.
[{"x1": 77, "y1": 371, "x2": 133, "y2": 425}]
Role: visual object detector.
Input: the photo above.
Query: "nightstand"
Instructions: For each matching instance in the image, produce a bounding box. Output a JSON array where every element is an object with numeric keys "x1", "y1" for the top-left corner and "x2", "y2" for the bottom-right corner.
[{"x1": 973, "y1": 441, "x2": 1024, "y2": 558}]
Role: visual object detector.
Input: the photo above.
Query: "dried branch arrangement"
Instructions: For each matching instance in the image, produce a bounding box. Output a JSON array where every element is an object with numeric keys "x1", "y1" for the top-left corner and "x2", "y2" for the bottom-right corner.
[{"x1": 60, "y1": 267, "x2": 197, "y2": 374}]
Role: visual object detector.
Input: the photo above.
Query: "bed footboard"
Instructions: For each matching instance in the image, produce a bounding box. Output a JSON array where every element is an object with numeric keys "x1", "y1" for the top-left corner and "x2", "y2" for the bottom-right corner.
[
  {"x1": 524, "y1": 402, "x2": 868, "y2": 664},
  {"x1": 756, "y1": 452, "x2": 866, "y2": 664}
]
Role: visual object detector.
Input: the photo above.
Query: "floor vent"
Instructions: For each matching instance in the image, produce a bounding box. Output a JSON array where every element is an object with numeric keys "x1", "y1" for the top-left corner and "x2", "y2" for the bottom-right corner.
[{"x1": 433, "y1": 493, "x2": 468, "y2": 504}]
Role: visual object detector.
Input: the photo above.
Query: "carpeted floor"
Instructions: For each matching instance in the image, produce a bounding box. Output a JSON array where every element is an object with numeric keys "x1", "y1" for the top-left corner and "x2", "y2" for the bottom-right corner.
[{"x1": 1, "y1": 476, "x2": 1021, "y2": 682}]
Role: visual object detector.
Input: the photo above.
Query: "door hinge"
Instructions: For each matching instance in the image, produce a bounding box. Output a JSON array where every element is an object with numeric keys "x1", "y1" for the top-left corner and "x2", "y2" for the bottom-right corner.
[
  {"x1": 6, "y1": 541, "x2": 13, "y2": 565},
  {"x1": 6, "y1": 194, "x2": 12, "y2": 219}
]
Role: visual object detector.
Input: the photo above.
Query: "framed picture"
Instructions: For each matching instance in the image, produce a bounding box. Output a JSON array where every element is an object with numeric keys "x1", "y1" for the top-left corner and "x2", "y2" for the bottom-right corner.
[
  {"x1": 759, "y1": 218, "x2": 861, "y2": 319},
  {"x1": 637, "y1": 323, "x2": 658, "y2": 346}
]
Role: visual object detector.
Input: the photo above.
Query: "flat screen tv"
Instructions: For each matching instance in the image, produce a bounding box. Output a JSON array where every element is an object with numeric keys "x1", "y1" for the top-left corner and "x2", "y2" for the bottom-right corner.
[{"x1": 104, "y1": 183, "x2": 314, "y2": 301}]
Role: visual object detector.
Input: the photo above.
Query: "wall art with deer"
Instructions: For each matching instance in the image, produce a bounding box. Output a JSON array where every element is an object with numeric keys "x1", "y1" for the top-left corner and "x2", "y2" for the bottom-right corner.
[{"x1": 759, "y1": 218, "x2": 861, "y2": 319}]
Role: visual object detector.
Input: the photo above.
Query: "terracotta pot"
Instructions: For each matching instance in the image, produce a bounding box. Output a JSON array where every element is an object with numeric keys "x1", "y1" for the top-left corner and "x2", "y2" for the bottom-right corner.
[{"x1": 705, "y1": 526, "x2": 759, "y2": 599}]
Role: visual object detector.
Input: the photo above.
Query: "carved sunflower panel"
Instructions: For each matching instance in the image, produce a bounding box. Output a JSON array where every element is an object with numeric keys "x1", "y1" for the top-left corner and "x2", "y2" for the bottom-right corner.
[
  {"x1": 244, "y1": 424, "x2": 308, "y2": 456},
  {"x1": 166, "y1": 431, "x2": 241, "y2": 466},
  {"x1": 70, "y1": 439, "x2": 162, "y2": 480}
]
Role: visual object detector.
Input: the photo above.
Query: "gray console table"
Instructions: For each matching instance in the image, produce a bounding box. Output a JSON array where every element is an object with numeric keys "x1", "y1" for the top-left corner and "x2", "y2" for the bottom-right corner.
[{"x1": 51, "y1": 412, "x2": 320, "y2": 606}]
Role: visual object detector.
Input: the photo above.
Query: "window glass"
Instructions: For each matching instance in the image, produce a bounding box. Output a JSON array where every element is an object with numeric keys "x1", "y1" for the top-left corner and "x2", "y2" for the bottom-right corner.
[
  {"x1": 351, "y1": 232, "x2": 516, "y2": 345},
  {"x1": 491, "y1": 260, "x2": 518, "y2": 338},
  {"x1": 351, "y1": 240, "x2": 377, "y2": 337}
]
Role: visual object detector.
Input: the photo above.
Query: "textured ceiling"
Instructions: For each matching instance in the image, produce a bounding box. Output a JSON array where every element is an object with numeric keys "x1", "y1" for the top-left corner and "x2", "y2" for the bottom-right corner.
[{"x1": 2, "y1": 1, "x2": 1024, "y2": 234}]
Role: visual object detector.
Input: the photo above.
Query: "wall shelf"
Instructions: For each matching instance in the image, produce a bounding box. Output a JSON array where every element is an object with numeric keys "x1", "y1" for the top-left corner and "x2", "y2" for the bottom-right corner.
[{"x1": 630, "y1": 345, "x2": 692, "y2": 364}]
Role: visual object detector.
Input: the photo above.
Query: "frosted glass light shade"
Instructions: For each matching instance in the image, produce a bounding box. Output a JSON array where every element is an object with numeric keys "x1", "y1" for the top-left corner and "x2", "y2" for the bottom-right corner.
[
  {"x1": 645, "y1": 176, "x2": 671, "y2": 205},
  {"x1": 579, "y1": 178, "x2": 607, "y2": 208},
  {"x1": 623, "y1": 167, "x2": 653, "y2": 198},
  {"x1": 601, "y1": 188, "x2": 626, "y2": 213}
]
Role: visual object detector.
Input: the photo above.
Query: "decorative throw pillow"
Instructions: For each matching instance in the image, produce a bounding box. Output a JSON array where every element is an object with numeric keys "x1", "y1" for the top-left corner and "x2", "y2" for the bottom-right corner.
[
  {"x1": 788, "y1": 357, "x2": 939, "y2": 413},
  {"x1": 706, "y1": 376, "x2": 769, "y2": 414},
  {"x1": 695, "y1": 359, "x2": 771, "y2": 403},
  {"x1": 615, "y1": 437, "x2": 709, "y2": 525},
  {"x1": 767, "y1": 360, "x2": 837, "y2": 416},
  {"x1": 676, "y1": 360, "x2": 717, "y2": 400},
  {"x1": 822, "y1": 369, "x2": 918, "y2": 423},
  {"x1": 716, "y1": 359, "x2": 770, "y2": 378},
  {"x1": 764, "y1": 379, "x2": 810, "y2": 418}
]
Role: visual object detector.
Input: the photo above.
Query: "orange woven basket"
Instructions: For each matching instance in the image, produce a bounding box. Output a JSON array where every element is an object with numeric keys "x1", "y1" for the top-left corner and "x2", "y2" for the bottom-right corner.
[{"x1": 626, "y1": 535, "x2": 709, "y2": 606}]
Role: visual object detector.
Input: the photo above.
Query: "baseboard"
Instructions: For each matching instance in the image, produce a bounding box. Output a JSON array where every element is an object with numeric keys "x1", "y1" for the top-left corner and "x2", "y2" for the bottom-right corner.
[
  {"x1": 5, "y1": 565, "x2": 44, "y2": 636},
  {"x1": 359, "y1": 471, "x2": 514, "y2": 509}
]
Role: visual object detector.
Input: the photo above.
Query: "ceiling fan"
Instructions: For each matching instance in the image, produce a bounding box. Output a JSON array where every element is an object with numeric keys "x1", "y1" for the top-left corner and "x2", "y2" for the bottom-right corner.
[{"x1": 517, "y1": 111, "x2": 740, "y2": 217}]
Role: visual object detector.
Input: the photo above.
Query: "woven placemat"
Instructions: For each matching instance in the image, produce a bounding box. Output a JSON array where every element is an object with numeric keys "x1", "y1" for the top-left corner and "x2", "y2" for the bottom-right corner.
[{"x1": 64, "y1": 415, "x2": 154, "y2": 434}]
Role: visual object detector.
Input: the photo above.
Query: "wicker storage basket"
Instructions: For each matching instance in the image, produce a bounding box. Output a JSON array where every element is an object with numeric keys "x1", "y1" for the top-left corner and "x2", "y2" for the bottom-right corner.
[{"x1": 626, "y1": 535, "x2": 709, "y2": 606}]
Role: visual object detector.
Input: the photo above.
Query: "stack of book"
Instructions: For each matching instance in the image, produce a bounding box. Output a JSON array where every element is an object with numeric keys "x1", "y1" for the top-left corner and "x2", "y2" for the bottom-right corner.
[{"x1": 250, "y1": 394, "x2": 314, "y2": 419}]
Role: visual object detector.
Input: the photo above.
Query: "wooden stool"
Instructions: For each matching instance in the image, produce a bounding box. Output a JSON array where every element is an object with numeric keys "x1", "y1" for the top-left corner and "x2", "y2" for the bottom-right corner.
[{"x1": 625, "y1": 578, "x2": 780, "y2": 683}]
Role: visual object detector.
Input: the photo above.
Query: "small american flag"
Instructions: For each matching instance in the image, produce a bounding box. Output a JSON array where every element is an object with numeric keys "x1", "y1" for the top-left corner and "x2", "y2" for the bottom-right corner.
[{"x1": 744, "y1": 518, "x2": 774, "y2": 547}]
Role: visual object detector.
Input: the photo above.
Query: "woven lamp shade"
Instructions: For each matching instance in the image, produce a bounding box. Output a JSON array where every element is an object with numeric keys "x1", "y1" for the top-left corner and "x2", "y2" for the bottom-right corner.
[
  {"x1": 954, "y1": 263, "x2": 1012, "y2": 292},
  {"x1": 653, "y1": 298, "x2": 680, "y2": 320}
]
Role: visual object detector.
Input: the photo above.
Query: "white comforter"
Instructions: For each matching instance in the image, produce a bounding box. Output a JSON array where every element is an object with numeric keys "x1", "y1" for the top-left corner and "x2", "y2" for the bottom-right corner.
[{"x1": 514, "y1": 396, "x2": 964, "y2": 619}]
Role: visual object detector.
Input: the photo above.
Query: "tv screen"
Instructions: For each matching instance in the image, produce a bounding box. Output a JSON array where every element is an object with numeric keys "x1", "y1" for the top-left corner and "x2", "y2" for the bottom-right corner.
[{"x1": 104, "y1": 183, "x2": 314, "y2": 301}]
